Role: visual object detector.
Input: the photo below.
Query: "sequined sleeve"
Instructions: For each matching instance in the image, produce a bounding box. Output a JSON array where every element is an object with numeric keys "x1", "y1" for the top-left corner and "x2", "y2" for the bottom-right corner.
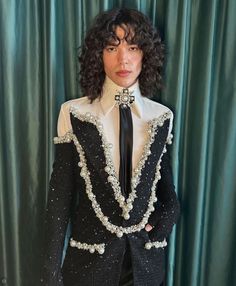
[
  {"x1": 148, "y1": 151, "x2": 180, "y2": 241},
  {"x1": 40, "y1": 141, "x2": 76, "y2": 286}
]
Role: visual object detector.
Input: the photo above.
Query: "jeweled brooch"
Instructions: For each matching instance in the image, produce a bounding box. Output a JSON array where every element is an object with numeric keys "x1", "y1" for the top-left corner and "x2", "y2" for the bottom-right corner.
[{"x1": 115, "y1": 88, "x2": 135, "y2": 108}]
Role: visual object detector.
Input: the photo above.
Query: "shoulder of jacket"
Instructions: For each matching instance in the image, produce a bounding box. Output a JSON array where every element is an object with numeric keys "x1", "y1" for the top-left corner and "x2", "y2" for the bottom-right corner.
[
  {"x1": 56, "y1": 97, "x2": 91, "y2": 137},
  {"x1": 142, "y1": 97, "x2": 174, "y2": 120},
  {"x1": 60, "y1": 96, "x2": 90, "y2": 114}
]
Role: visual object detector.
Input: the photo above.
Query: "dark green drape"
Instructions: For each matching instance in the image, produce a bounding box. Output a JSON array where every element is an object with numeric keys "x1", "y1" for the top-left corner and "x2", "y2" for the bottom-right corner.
[{"x1": 0, "y1": 1, "x2": 235, "y2": 285}]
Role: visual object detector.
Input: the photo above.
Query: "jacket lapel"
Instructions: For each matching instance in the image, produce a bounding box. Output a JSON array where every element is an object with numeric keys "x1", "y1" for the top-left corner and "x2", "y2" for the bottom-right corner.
[{"x1": 70, "y1": 111, "x2": 170, "y2": 227}]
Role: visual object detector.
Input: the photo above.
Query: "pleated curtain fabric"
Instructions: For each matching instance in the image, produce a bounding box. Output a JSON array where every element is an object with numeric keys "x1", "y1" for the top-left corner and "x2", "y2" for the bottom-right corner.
[{"x1": 0, "y1": 1, "x2": 236, "y2": 286}]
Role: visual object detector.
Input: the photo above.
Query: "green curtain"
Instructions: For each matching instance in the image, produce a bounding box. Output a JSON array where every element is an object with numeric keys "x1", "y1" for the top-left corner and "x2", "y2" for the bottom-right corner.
[{"x1": 0, "y1": 0, "x2": 235, "y2": 285}]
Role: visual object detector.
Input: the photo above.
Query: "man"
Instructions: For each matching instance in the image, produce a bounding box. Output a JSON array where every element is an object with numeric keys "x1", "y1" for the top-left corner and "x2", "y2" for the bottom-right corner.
[{"x1": 40, "y1": 8, "x2": 180, "y2": 286}]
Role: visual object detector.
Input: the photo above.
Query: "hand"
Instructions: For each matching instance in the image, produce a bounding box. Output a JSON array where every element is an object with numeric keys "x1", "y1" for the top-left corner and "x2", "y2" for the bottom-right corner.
[{"x1": 145, "y1": 224, "x2": 154, "y2": 232}]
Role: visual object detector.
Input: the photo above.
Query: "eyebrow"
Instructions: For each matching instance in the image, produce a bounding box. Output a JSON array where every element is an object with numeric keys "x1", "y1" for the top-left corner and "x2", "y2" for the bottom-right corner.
[{"x1": 105, "y1": 36, "x2": 138, "y2": 46}]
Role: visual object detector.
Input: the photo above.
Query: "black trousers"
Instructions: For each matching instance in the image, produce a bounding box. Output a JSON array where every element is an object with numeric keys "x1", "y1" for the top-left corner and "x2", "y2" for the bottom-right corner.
[
  {"x1": 119, "y1": 241, "x2": 133, "y2": 286},
  {"x1": 118, "y1": 241, "x2": 166, "y2": 286}
]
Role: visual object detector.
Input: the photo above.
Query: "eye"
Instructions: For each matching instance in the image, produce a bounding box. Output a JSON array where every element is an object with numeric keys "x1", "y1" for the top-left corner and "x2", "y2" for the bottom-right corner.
[
  {"x1": 105, "y1": 46, "x2": 117, "y2": 52},
  {"x1": 129, "y1": 45, "x2": 140, "y2": 51}
]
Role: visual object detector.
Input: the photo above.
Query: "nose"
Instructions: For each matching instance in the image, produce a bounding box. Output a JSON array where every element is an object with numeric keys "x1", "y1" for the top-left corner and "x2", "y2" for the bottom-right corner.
[{"x1": 117, "y1": 48, "x2": 128, "y2": 64}]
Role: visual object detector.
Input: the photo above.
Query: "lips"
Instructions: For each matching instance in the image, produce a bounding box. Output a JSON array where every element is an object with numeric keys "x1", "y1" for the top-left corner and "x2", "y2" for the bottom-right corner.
[{"x1": 116, "y1": 70, "x2": 131, "y2": 77}]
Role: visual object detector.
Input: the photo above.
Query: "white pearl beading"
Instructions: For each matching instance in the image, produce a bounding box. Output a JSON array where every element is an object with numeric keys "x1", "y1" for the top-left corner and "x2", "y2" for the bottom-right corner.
[
  {"x1": 166, "y1": 133, "x2": 173, "y2": 145},
  {"x1": 54, "y1": 130, "x2": 164, "y2": 237},
  {"x1": 70, "y1": 238, "x2": 105, "y2": 254},
  {"x1": 53, "y1": 130, "x2": 74, "y2": 144},
  {"x1": 145, "y1": 238, "x2": 167, "y2": 250},
  {"x1": 69, "y1": 106, "x2": 172, "y2": 220},
  {"x1": 53, "y1": 108, "x2": 173, "y2": 238}
]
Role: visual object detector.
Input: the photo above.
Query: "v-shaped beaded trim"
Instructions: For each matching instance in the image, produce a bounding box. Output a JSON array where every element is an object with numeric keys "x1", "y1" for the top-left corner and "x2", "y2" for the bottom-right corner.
[
  {"x1": 53, "y1": 108, "x2": 173, "y2": 238},
  {"x1": 68, "y1": 106, "x2": 172, "y2": 220}
]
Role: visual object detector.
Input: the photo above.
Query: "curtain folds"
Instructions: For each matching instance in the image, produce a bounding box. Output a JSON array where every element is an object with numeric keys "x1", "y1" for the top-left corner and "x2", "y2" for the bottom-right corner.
[{"x1": 0, "y1": 1, "x2": 235, "y2": 285}]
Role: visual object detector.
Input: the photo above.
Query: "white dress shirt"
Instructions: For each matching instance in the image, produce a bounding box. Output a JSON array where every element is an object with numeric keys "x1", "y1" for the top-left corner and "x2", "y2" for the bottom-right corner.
[{"x1": 57, "y1": 76, "x2": 173, "y2": 175}]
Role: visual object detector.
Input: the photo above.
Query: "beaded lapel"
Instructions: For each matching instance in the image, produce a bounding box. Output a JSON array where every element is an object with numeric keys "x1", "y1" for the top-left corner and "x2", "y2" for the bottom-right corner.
[
  {"x1": 69, "y1": 106, "x2": 172, "y2": 218},
  {"x1": 53, "y1": 106, "x2": 173, "y2": 238}
]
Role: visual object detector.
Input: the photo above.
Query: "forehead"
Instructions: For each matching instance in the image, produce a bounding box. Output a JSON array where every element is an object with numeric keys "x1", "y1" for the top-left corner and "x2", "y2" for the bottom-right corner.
[
  {"x1": 115, "y1": 25, "x2": 134, "y2": 40},
  {"x1": 106, "y1": 24, "x2": 136, "y2": 45}
]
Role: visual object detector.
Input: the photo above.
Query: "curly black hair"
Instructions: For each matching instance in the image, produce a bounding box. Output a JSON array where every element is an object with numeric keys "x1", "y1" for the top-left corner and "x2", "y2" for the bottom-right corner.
[{"x1": 78, "y1": 8, "x2": 165, "y2": 101}]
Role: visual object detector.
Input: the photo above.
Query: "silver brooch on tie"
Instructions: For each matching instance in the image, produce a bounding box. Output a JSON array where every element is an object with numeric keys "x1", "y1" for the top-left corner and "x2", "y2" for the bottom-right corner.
[{"x1": 115, "y1": 88, "x2": 135, "y2": 108}]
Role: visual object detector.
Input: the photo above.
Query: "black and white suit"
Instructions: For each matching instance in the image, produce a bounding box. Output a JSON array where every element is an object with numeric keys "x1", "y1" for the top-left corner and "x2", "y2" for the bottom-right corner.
[{"x1": 40, "y1": 78, "x2": 180, "y2": 286}]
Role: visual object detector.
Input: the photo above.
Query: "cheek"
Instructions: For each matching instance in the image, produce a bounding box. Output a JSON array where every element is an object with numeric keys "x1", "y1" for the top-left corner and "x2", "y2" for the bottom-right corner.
[
  {"x1": 135, "y1": 57, "x2": 143, "y2": 73},
  {"x1": 103, "y1": 54, "x2": 114, "y2": 72},
  {"x1": 134, "y1": 54, "x2": 143, "y2": 69},
  {"x1": 138, "y1": 60, "x2": 142, "y2": 70}
]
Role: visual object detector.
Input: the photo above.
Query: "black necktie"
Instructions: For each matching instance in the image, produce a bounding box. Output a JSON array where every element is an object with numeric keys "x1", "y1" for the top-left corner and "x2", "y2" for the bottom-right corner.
[{"x1": 115, "y1": 89, "x2": 134, "y2": 198}]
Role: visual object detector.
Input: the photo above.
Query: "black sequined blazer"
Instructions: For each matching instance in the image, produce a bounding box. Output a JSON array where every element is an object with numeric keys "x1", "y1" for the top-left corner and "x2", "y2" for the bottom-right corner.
[{"x1": 40, "y1": 105, "x2": 180, "y2": 286}]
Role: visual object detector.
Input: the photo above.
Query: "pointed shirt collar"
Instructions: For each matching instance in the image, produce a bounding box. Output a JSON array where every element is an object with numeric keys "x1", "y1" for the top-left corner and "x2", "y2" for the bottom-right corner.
[{"x1": 99, "y1": 76, "x2": 143, "y2": 118}]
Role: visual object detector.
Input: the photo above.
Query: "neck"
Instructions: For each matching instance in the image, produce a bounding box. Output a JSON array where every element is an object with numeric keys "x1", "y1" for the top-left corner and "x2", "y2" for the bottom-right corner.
[{"x1": 102, "y1": 76, "x2": 139, "y2": 95}]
